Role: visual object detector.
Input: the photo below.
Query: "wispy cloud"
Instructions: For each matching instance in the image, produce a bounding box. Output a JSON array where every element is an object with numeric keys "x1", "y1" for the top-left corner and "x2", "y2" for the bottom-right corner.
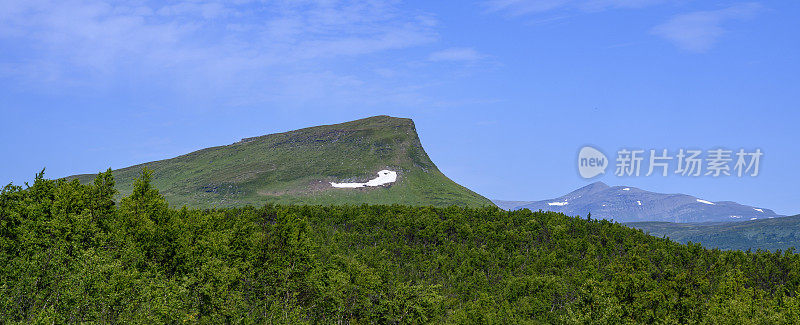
[
  {"x1": 484, "y1": 0, "x2": 663, "y2": 17},
  {"x1": 0, "y1": 0, "x2": 440, "y2": 105},
  {"x1": 651, "y1": 3, "x2": 761, "y2": 53},
  {"x1": 428, "y1": 47, "x2": 486, "y2": 62}
]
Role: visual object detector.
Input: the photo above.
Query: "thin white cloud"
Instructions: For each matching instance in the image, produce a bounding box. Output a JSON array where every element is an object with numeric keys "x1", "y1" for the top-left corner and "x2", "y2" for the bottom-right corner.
[
  {"x1": 0, "y1": 0, "x2": 440, "y2": 104},
  {"x1": 651, "y1": 3, "x2": 761, "y2": 53},
  {"x1": 485, "y1": 0, "x2": 663, "y2": 16},
  {"x1": 428, "y1": 47, "x2": 485, "y2": 62}
]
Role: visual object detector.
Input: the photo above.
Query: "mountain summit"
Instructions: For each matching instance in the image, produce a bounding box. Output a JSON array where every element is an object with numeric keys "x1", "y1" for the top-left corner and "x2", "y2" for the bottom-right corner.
[
  {"x1": 68, "y1": 116, "x2": 493, "y2": 208},
  {"x1": 496, "y1": 183, "x2": 781, "y2": 223}
]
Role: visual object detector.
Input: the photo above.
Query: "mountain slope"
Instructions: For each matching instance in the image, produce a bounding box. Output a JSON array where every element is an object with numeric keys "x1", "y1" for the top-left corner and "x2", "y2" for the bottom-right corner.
[
  {"x1": 627, "y1": 214, "x2": 800, "y2": 251},
  {"x1": 491, "y1": 200, "x2": 535, "y2": 210},
  {"x1": 67, "y1": 115, "x2": 493, "y2": 208},
  {"x1": 505, "y1": 182, "x2": 781, "y2": 223}
]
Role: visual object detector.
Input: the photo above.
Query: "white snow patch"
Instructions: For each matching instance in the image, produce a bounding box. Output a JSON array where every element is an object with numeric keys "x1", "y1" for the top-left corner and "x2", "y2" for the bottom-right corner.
[
  {"x1": 637, "y1": 200, "x2": 642, "y2": 206},
  {"x1": 769, "y1": 217, "x2": 774, "y2": 219},
  {"x1": 729, "y1": 215, "x2": 741, "y2": 219},
  {"x1": 548, "y1": 201, "x2": 569, "y2": 206},
  {"x1": 622, "y1": 188, "x2": 630, "y2": 191},
  {"x1": 753, "y1": 208, "x2": 764, "y2": 213},
  {"x1": 750, "y1": 217, "x2": 757, "y2": 221},
  {"x1": 330, "y1": 170, "x2": 397, "y2": 188},
  {"x1": 696, "y1": 199, "x2": 715, "y2": 205}
]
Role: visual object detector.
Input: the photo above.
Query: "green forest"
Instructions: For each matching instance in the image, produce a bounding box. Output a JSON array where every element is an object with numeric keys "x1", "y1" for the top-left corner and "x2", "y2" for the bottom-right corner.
[{"x1": 2, "y1": 169, "x2": 800, "y2": 324}]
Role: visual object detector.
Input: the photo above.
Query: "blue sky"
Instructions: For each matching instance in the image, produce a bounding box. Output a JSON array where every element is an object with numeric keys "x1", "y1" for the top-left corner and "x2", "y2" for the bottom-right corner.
[{"x1": 1, "y1": 0, "x2": 799, "y2": 214}]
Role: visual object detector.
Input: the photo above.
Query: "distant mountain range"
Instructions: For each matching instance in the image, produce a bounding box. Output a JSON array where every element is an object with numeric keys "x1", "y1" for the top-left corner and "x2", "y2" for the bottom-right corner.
[
  {"x1": 493, "y1": 181, "x2": 782, "y2": 223},
  {"x1": 67, "y1": 116, "x2": 493, "y2": 208},
  {"x1": 628, "y1": 215, "x2": 800, "y2": 252}
]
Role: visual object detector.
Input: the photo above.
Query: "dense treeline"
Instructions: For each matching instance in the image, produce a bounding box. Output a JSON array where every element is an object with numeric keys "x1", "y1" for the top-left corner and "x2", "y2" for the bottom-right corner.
[
  {"x1": 628, "y1": 218, "x2": 800, "y2": 252},
  {"x1": 2, "y1": 169, "x2": 800, "y2": 323}
]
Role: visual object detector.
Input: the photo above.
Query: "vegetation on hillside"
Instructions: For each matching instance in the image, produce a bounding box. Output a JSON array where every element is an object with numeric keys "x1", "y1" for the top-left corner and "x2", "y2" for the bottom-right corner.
[
  {"x1": 628, "y1": 216, "x2": 800, "y2": 252},
  {"x1": 3, "y1": 169, "x2": 800, "y2": 323},
  {"x1": 66, "y1": 116, "x2": 492, "y2": 208}
]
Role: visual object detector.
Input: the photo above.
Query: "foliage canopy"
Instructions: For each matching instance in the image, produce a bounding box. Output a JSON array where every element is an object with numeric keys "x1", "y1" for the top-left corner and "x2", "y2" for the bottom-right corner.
[{"x1": 2, "y1": 169, "x2": 800, "y2": 323}]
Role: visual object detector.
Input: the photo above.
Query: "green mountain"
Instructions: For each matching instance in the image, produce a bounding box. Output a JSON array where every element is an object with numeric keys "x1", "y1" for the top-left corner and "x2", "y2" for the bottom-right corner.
[
  {"x1": 627, "y1": 214, "x2": 800, "y2": 251},
  {"x1": 67, "y1": 115, "x2": 492, "y2": 208}
]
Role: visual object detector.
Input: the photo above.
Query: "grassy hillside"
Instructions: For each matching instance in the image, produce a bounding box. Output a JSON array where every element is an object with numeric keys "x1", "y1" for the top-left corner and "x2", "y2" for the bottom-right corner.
[
  {"x1": 628, "y1": 214, "x2": 800, "y2": 251},
  {"x1": 67, "y1": 115, "x2": 492, "y2": 208}
]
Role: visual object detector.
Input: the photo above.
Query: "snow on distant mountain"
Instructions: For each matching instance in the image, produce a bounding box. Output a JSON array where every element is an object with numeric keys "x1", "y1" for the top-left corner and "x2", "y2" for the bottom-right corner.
[{"x1": 497, "y1": 182, "x2": 782, "y2": 223}]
